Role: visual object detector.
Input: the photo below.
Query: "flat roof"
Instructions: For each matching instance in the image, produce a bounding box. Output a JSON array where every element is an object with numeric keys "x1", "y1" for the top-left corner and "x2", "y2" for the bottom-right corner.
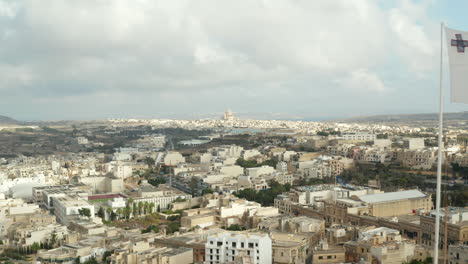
[{"x1": 359, "y1": 190, "x2": 426, "y2": 204}]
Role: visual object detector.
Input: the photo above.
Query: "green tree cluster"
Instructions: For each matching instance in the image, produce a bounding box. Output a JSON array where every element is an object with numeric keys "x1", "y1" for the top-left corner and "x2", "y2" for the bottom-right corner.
[
  {"x1": 166, "y1": 222, "x2": 180, "y2": 234},
  {"x1": 233, "y1": 180, "x2": 291, "y2": 206},
  {"x1": 235, "y1": 158, "x2": 278, "y2": 169},
  {"x1": 403, "y1": 257, "x2": 433, "y2": 264},
  {"x1": 202, "y1": 188, "x2": 214, "y2": 195},
  {"x1": 148, "y1": 177, "x2": 166, "y2": 187},
  {"x1": 225, "y1": 224, "x2": 246, "y2": 231},
  {"x1": 78, "y1": 208, "x2": 92, "y2": 217},
  {"x1": 141, "y1": 224, "x2": 160, "y2": 234}
]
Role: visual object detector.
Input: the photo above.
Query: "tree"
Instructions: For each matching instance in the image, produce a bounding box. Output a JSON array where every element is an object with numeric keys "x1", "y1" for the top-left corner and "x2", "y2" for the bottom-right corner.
[
  {"x1": 123, "y1": 205, "x2": 131, "y2": 220},
  {"x1": 138, "y1": 202, "x2": 144, "y2": 215},
  {"x1": 174, "y1": 197, "x2": 187, "y2": 203},
  {"x1": 148, "y1": 203, "x2": 155, "y2": 214},
  {"x1": 144, "y1": 202, "x2": 150, "y2": 215},
  {"x1": 225, "y1": 224, "x2": 245, "y2": 231},
  {"x1": 145, "y1": 157, "x2": 155, "y2": 167},
  {"x1": 83, "y1": 257, "x2": 99, "y2": 264},
  {"x1": 235, "y1": 158, "x2": 258, "y2": 168},
  {"x1": 133, "y1": 203, "x2": 138, "y2": 217},
  {"x1": 110, "y1": 211, "x2": 117, "y2": 221},
  {"x1": 97, "y1": 207, "x2": 105, "y2": 219},
  {"x1": 106, "y1": 208, "x2": 113, "y2": 220},
  {"x1": 142, "y1": 224, "x2": 160, "y2": 234},
  {"x1": 202, "y1": 188, "x2": 214, "y2": 195},
  {"x1": 116, "y1": 208, "x2": 123, "y2": 220},
  {"x1": 102, "y1": 251, "x2": 113, "y2": 264},
  {"x1": 189, "y1": 177, "x2": 199, "y2": 196},
  {"x1": 166, "y1": 222, "x2": 180, "y2": 234},
  {"x1": 50, "y1": 232, "x2": 57, "y2": 247},
  {"x1": 233, "y1": 180, "x2": 291, "y2": 206},
  {"x1": 148, "y1": 177, "x2": 166, "y2": 187},
  {"x1": 78, "y1": 208, "x2": 91, "y2": 218},
  {"x1": 31, "y1": 242, "x2": 40, "y2": 253}
]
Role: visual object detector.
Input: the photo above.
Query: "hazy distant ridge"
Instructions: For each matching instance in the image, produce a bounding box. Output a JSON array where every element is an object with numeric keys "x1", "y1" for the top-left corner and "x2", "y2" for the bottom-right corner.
[
  {"x1": 335, "y1": 112, "x2": 468, "y2": 123},
  {"x1": 0, "y1": 115, "x2": 20, "y2": 125}
]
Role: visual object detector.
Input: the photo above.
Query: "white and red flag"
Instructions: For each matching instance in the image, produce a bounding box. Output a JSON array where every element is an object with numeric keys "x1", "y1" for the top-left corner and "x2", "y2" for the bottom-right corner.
[{"x1": 446, "y1": 27, "x2": 468, "y2": 104}]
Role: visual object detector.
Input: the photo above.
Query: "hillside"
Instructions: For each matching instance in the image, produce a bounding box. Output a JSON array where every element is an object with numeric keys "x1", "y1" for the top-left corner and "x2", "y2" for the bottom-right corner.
[
  {"x1": 0, "y1": 115, "x2": 20, "y2": 125},
  {"x1": 335, "y1": 112, "x2": 468, "y2": 127}
]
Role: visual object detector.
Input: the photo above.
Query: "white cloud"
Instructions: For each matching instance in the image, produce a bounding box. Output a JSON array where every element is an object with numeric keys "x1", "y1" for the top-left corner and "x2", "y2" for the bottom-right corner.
[
  {"x1": 388, "y1": 0, "x2": 438, "y2": 75},
  {"x1": 0, "y1": 0, "x2": 441, "y2": 119},
  {"x1": 338, "y1": 69, "x2": 387, "y2": 93}
]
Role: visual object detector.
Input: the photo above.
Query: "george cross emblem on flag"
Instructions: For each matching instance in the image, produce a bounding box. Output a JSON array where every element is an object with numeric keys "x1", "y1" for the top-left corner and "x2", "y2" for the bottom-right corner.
[
  {"x1": 446, "y1": 27, "x2": 468, "y2": 104},
  {"x1": 451, "y1": 34, "x2": 468, "y2": 53}
]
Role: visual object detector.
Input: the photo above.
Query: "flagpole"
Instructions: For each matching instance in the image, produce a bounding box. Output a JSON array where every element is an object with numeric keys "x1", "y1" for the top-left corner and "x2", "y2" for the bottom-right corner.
[{"x1": 433, "y1": 22, "x2": 445, "y2": 264}]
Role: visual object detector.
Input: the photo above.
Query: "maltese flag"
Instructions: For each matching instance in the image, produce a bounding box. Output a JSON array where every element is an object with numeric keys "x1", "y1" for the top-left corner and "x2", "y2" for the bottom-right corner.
[{"x1": 446, "y1": 27, "x2": 468, "y2": 104}]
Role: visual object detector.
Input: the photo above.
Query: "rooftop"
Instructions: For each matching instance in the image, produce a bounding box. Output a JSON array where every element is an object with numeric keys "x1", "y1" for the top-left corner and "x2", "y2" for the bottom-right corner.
[{"x1": 358, "y1": 190, "x2": 426, "y2": 204}]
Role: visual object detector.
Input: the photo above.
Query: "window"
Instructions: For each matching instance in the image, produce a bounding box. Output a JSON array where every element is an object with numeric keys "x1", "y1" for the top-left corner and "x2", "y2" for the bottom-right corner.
[
  {"x1": 232, "y1": 242, "x2": 237, "y2": 248},
  {"x1": 319, "y1": 256, "x2": 323, "y2": 260},
  {"x1": 241, "y1": 242, "x2": 245, "y2": 248},
  {"x1": 217, "y1": 242, "x2": 222, "y2": 246},
  {"x1": 327, "y1": 256, "x2": 332, "y2": 259},
  {"x1": 248, "y1": 243, "x2": 254, "y2": 248},
  {"x1": 210, "y1": 241, "x2": 213, "y2": 245},
  {"x1": 281, "y1": 252, "x2": 284, "y2": 257}
]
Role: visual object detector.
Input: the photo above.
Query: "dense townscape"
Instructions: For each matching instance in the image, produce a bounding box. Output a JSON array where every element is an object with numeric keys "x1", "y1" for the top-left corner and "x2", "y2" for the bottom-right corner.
[{"x1": 0, "y1": 110, "x2": 467, "y2": 264}]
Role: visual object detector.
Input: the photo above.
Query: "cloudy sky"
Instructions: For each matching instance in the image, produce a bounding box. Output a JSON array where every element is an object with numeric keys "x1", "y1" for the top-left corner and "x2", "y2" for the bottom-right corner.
[{"x1": 0, "y1": 0, "x2": 467, "y2": 121}]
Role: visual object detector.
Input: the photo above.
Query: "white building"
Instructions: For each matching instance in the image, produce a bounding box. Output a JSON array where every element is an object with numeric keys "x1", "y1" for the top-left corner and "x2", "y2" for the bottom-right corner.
[
  {"x1": 134, "y1": 185, "x2": 192, "y2": 211},
  {"x1": 243, "y1": 149, "x2": 261, "y2": 160},
  {"x1": 80, "y1": 176, "x2": 124, "y2": 193},
  {"x1": 223, "y1": 109, "x2": 236, "y2": 121},
  {"x1": 274, "y1": 184, "x2": 381, "y2": 214},
  {"x1": 219, "y1": 165, "x2": 244, "y2": 177},
  {"x1": 246, "y1": 166, "x2": 275, "y2": 178},
  {"x1": 341, "y1": 133, "x2": 376, "y2": 141},
  {"x1": 10, "y1": 224, "x2": 68, "y2": 247},
  {"x1": 163, "y1": 152, "x2": 186, "y2": 166},
  {"x1": 53, "y1": 195, "x2": 95, "y2": 225},
  {"x1": 405, "y1": 138, "x2": 425, "y2": 150},
  {"x1": 210, "y1": 145, "x2": 244, "y2": 158},
  {"x1": 113, "y1": 152, "x2": 132, "y2": 161},
  {"x1": 107, "y1": 197, "x2": 126, "y2": 209},
  {"x1": 373, "y1": 139, "x2": 392, "y2": 148},
  {"x1": 219, "y1": 200, "x2": 262, "y2": 219},
  {"x1": 76, "y1": 137, "x2": 89, "y2": 145},
  {"x1": 276, "y1": 162, "x2": 288, "y2": 173},
  {"x1": 200, "y1": 153, "x2": 213, "y2": 164},
  {"x1": 282, "y1": 151, "x2": 297, "y2": 162},
  {"x1": 150, "y1": 135, "x2": 166, "y2": 148},
  {"x1": 205, "y1": 232, "x2": 272, "y2": 264}
]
